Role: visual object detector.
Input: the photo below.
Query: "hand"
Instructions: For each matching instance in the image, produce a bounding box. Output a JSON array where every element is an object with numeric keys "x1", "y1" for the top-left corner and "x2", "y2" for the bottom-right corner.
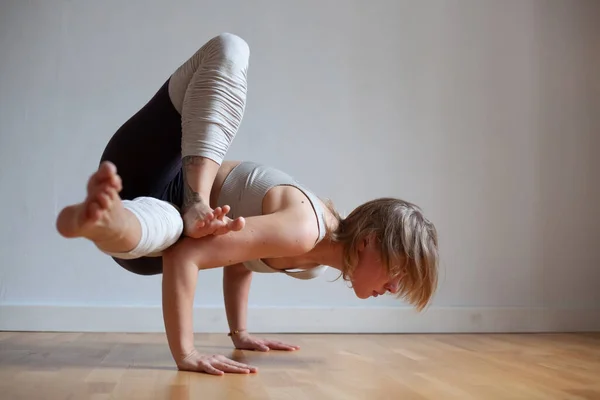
[
  {"x1": 232, "y1": 332, "x2": 300, "y2": 352},
  {"x1": 176, "y1": 349, "x2": 258, "y2": 375},
  {"x1": 182, "y1": 201, "x2": 245, "y2": 238}
]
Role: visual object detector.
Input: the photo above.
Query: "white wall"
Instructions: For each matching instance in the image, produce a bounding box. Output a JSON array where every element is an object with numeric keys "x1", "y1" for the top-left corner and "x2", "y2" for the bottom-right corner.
[{"x1": 1, "y1": 0, "x2": 599, "y2": 333}]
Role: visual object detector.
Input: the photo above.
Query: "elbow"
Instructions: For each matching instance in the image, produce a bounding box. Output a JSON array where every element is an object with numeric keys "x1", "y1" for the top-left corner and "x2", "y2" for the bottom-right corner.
[
  {"x1": 162, "y1": 238, "x2": 197, "y2": 270},
  {"x1": 289, "y1": 224, "x2": 319, "y2": 255}
]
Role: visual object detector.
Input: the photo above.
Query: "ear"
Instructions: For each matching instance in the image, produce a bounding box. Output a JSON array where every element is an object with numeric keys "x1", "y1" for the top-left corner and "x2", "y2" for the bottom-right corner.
[
  {"x1": 357, "y1": 235, "x2": 369, "y2": 252},
  {"x1": 358, "y1": 233, "x2": 376, "y2": 252}
]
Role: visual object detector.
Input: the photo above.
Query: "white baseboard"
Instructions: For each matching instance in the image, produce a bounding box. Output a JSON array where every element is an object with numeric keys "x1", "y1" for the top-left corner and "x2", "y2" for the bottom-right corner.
[{"x1": 1, "y1": 305, "x2": 599, "y2": 333}]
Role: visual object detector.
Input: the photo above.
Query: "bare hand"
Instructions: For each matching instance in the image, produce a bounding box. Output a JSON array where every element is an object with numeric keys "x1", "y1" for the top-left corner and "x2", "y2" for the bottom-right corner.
[
  {"x1": 232, "y1": 333, "x2": 300, "y2": 352},
  {"x1": 176, "y1": 349, "x2": 257, "y2": 375},
  {"x1": 182, "y1": 201, "x2": 245, "y2": 238}
]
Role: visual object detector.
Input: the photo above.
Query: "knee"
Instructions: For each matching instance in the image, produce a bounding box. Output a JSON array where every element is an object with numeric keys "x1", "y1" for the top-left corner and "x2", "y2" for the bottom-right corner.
[
  {"x1": 161, "y1": 238, "x2": 200, "y2": 275},
  {"x1": 208, "y1": 33, "x2": 250, "y2": 66},
  {"x1": 162, "y1": 237, "x2": 192, "y2": 265}
]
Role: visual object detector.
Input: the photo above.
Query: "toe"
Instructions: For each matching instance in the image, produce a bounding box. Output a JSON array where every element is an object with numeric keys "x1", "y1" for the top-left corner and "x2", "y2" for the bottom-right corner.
[
  {"x1": 86, "y1": 201, "x2": 101, "y2": 222},
  {"x1": 95, "y1": 162, "x2": 117, "y2": 184},
  {"x1": 213, "y1": 207, "x2": 224, "y2": 218},
  {"x1": 99, "y1": 161, "x2": 117, "y2": 176},
  {"x1": 106, "y1": 186, "x2": 120, "y2": 202},
  {"x1": 88, "y1": 182, "x2": 113, "y2": 210},
  {"x1": 96, "y1": 191, "x2": 111, "y2": 210},
  {"x1": 88, "y1": 162, "x2": 118, "y2": 193},
  {"x1": 110, "y1": 173, "x2": 122, "y2": 192},
  {"x1": 230, "y1": 217, "x2": 245, "y2": 232}
]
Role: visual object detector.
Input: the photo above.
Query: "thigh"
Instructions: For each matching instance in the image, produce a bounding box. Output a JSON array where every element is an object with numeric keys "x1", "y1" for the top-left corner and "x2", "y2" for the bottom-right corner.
[
  {"x1": 100, "y1": 78, "x2": 183, "y2": 201},
  {"x1": 113, "y1": 256, "x2": 164, "y2": 276}
]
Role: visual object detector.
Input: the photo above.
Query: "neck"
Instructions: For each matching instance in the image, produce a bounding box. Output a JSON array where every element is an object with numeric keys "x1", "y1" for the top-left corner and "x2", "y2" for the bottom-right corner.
[
  {"x1": 303, "y1": 200, "x2": 345, "y2": 271},
  {"x1": 304, "y1": 238, "x2": 345, "y2": 272}
]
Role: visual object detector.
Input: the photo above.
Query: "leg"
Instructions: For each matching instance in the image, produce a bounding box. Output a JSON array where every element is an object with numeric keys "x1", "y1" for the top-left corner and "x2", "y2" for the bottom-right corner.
[
  {"x1": 56, "y1": 161, "x2": 183, "y2": 272},
  {"x1": 58, "y1": 33, "x2": 248, "y2": 275},
  {"x1": 56, "y1": 162, "x2": 141, "y2": 253},
  {"x1": 168, "y1": 33, "x2": 250, "y2": 238},
  {"x1": 92, "y1": 76, "x2": 185, "y2": 275}
]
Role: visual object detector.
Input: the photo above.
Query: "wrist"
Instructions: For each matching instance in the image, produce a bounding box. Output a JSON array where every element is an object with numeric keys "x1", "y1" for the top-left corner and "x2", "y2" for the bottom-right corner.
[
  {"x1": 228, "y1": 328, "x2": 249, "y2": 339},
  {"x1": 174, "y1": 347, "x2": 199, "y2": 364}
]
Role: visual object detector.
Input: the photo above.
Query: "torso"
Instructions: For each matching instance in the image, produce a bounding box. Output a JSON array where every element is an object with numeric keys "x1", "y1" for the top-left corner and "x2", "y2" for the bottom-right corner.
[{"x1": 210, "y1": 160, "x2": 327, "y2": 271}]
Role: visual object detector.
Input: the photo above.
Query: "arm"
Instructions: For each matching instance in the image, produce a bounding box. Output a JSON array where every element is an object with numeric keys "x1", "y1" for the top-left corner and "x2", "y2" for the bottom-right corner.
[
  {"x1": 161, "y1": 210, "x2": 314, "y2": 372},
  {"x1": 162, "y1": 250, "x2": 198, "y2": 361},
  {"x1": 223, "y1": 263, "x2": 253, "y2": 336},
  {"x1": 161, "y1": 253, "x2": 258, "y2": 375},
  {"x1": 223, "y1": 263, "x2": 301, "y2": 352},
  {"x1": 173, "y1": 208, "x2": 317, "y2": 270}
]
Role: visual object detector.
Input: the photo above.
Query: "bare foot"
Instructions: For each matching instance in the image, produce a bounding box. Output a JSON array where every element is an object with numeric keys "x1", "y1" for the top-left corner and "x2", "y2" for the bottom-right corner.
[
  {"x1": 182, "y1": 202, "x2": 245, "y2": 239},
  {"x1": 56, "y1": 161, "x2": 134, "y2": 249}
]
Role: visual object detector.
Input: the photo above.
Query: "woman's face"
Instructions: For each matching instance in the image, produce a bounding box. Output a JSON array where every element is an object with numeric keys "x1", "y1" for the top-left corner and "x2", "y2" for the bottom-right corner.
[{"x1": 351, "y1": 234, "x2": 401, "y2": 299}]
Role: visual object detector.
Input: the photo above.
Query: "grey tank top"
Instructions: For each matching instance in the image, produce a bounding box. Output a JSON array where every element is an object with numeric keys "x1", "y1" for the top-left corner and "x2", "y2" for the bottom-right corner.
[{"x1": 216, "y1": 161, "x2": 328, "y2": 280}]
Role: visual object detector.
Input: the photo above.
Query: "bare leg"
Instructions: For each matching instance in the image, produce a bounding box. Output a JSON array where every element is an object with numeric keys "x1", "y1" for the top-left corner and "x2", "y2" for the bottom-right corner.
[{"x1": 56, "y1": 161, "x2": 141, "y2": 253}]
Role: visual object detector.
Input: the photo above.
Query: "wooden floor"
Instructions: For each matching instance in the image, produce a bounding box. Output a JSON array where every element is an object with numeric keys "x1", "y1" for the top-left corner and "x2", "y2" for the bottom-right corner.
[{"x1": 1, "y1": 332, "x2": 599, "y2": 399}]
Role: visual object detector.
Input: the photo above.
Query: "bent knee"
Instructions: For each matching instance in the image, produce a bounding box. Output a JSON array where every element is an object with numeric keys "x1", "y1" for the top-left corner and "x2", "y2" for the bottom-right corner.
[
  {"x1": 207, "y1": 32, "x2": 250, "y2": 66},
  {"x1": 162, "y1": 237, "x2": 194, "y2": 264}
]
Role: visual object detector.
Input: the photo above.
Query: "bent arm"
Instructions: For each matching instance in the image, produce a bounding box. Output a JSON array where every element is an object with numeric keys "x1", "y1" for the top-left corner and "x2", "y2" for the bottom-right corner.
[
  {"x1": 223, "y1": 263, "x2": 253, "y2": 337},
  {"x1": 161, "y1": 210, "x2": 315, "y2": 363},
  {"x1": 173, "y1": 209, "x2": 317, "y2": 269}
]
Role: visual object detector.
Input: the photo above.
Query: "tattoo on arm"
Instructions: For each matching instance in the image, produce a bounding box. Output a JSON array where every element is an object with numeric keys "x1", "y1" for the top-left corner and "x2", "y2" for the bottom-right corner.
[{"x1": 182, "y1": 156, "x2": 203, "y2": 210}]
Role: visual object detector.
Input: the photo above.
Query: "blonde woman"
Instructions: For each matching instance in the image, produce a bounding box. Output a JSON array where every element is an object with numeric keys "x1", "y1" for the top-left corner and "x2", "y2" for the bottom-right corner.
[{"x1": 56, "y1": 33, "x2": 439, "y2": 375}]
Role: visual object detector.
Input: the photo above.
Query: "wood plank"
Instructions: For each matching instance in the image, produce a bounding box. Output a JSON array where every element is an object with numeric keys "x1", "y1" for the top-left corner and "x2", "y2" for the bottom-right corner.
[{"x1": 0, "y1": 333, "x2": 599, "y2": 399}]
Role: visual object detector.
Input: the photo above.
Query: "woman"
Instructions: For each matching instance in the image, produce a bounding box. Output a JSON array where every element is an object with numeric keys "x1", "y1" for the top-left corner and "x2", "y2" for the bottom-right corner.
[{"x1": 56, "y1": 33, "x2": 439, "y2": 375}]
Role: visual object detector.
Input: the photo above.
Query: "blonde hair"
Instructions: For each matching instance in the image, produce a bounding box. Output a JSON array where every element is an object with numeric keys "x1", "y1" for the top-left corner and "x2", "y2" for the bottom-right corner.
[{"x1": 324, "y1": 197, "x2": 439, "y2": 311}]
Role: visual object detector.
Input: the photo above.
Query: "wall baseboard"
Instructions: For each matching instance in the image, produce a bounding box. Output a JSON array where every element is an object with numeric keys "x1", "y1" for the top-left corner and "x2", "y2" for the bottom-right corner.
[{"x1": 1, "y1": 305, "x2": 599, "y2": 333}]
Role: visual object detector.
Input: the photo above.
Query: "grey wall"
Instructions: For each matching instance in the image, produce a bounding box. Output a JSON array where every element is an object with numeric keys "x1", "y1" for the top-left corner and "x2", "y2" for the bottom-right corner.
[{"x1": 1, "y1": 0, "x2": 598, "y2": 332}]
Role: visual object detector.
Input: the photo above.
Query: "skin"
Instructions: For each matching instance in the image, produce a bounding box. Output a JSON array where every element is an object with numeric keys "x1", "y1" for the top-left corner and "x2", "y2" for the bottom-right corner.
[
  {"x1": 56, "y1": 161, "x2": 402, "y2": 375},
  {"x1": 181, "y1": 155, "x2": 246, "y2": 238}
]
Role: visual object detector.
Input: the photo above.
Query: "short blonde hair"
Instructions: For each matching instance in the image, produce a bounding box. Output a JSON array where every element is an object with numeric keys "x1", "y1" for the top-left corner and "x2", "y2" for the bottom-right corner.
[{"x1": 325, "y1": 197, "x2": 439, "y2": 311}]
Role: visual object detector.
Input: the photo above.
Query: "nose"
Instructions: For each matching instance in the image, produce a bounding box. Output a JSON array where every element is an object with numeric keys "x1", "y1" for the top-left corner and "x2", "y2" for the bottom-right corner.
[{"x1": 385, "y1": 281, "x2": 400, "y2": 294}]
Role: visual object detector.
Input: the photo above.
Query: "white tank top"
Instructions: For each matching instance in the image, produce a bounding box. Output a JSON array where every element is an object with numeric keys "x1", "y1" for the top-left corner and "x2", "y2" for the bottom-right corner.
[{"x1": 217, "y1": 161, "x2": 329, "y2": 280}]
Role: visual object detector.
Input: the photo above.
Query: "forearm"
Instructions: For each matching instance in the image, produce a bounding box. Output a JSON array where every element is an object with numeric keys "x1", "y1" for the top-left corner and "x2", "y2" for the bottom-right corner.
[
  {"x1": 223, "y1": 263, "x2": 253, "y2": 334},
  {"x1": 162, "y1": 248, "x2": 199, "y2": 362},
  {"x1": 182, "y1": 156, "x2": 220, "y2": 209}
]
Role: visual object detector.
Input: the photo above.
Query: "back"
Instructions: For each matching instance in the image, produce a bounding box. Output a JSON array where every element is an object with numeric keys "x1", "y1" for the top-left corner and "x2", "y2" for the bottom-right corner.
[{"x1": 216, "y1": 161, "x2": 329, "y2": 279}]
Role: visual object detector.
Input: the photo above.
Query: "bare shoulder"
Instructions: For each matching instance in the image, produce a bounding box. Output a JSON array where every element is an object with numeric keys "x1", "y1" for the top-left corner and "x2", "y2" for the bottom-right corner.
[{"x1": 262, "y1": 185, "x2": 322, "y2": 244}]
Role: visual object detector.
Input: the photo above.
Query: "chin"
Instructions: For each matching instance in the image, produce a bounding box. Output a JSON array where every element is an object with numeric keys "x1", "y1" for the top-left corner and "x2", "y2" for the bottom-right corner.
[{"x1": 353, "y1": 286, "x2": 370, "y2": 299}]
